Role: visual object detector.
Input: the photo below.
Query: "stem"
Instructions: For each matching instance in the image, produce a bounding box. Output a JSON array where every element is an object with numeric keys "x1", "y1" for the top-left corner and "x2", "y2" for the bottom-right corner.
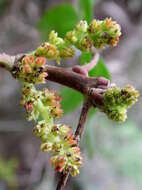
[
  {"x1": 75, "y1": 99, "x2": 91, "y2": 142},
  {"x1": 72, "y1": 49, "x2": 99, "y2": 77},
  {"x1": 0, "y1": 53, "x2": 15, "y2": 71},
  {"x1": 36, "y1": 99, "x2": 53, "y2": 125},
  {"x1": 82, "y1": 50, "x2": 99, "y2": 72},
  {"x1": 45, "y1": 65, "x2": 109, "y2": 95},
  {"x1": 56, "y1": 99, "x2": 91, "y2": 190}
]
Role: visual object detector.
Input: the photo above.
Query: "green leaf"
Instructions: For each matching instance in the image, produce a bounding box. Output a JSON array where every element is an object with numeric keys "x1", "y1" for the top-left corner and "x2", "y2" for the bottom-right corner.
[
  {"x1": 78, "y1": 0, "x2": 96, "y2": 23},
  {"x1": 61, "y1": 87, "x2": 83, "y2": 115},
  {"x1": 0, "y1": 0, "x2": 8, "y2": 15},
  {"x1": 38, "y1": 3, "x2": 78, "y2": 39},
  {"x1": 89, "y1": 58, "x2": 111, "y2": 80},
  {"x1": 80, "y1": 52, "x2": 92, "y2": 65},
  {"x1": 80, "y1": 54, "x2": 111, "y2": 80}
]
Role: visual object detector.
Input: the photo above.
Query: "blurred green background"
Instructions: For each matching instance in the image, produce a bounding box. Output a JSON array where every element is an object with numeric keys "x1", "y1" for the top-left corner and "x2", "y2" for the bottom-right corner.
[{"x1": 0, "y1": 0, "x2": 142, "y2": 190}]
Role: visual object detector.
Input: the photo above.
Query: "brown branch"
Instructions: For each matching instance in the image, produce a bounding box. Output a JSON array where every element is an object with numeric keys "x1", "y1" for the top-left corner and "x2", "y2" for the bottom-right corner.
[
  {"x1": 56, "y1": 99, "x2": 91, "y2": 190},
  {"x1": 45, "y1": 65, "x2": 106, "y2": 93},
  {"x1": 0, "y1": 53, "x2": 109, "y2": 107},
  {"x1": 45, "y1": 65, "x2": 109, "y2": 107},
  {"x1": 0, "y1": 53, "x2": 15, "y2": 71},
  {"x1": 75, "y1": 99, "x2": 91, "y2": 142}
]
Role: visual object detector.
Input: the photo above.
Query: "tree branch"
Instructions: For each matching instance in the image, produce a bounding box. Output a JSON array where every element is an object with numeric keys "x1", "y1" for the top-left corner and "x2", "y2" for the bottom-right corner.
[
  {"x1": 45, "y1": 65, "x2": 108, "y2": 93},
  {"x1": 56, "y1": 99, "x2": 91, "y2": 190},
  {"x1": 0, "y1": 53, "x2": 15, "y2": 71}
]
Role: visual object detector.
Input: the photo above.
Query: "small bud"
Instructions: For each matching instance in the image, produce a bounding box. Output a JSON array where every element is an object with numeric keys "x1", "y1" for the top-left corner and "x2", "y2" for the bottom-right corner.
[
  {"x1": 50, "y1": 156, "x2": 65, "y2": 172},
  {"x1": 23, "y1": 64, "x2": 32, "y2": 73},
  {"x1": 65, "y1": 20, "x2": 93, "y2": 51},
  {"x1": 76, "y1": 20, "x2": 88, "y2": 32},
  {"x1": 25, "y1": 102, "x2": 34, "y2": 112},
  {"x1": 71, "y1": 166, "x2": 80, "y2": 176},
  {"x1": 36, "y1": 57, "x2": 46, "y2": 66},
  {"x1": 35, "y1": 42, "x2": 59, "y2": 60},
  {"x1": 41, "y1": 142, "x2": 52, "y2": 152}
]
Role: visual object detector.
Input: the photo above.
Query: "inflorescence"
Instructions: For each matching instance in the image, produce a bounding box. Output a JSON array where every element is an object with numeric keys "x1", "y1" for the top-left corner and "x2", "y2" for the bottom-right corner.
[
  {"x1": 102, "y1": 85, "x2": 139, "y2": 122},
  {"x1": 21, "y1": 84, "x2": 82, "y2": 176},
  {"x1": 35, "y1": 17, "x2": 121, "y2": 64},
  {"x1": 12, "y1": 55, "x2": 48, "y2": 84}
]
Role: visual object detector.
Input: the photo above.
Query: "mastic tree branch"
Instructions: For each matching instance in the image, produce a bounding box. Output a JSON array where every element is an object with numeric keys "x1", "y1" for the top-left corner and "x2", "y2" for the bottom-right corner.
[{"x1": 0, "y1": 18, "x2": 139, "y2": 190}]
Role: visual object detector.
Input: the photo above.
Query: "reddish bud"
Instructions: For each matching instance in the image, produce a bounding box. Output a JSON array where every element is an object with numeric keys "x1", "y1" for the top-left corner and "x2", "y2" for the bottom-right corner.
[
  {"x1": 25, "y1": 103, "x2": 34, "y2": 112},
  {"x1": 36, "y1": 57, "x2": 46, "y2": 66},
  {"x1": 23, "y1": 64, "x2": 31, "y2": 73},
  {"x1": 54, "y1": 156, "x2": 65, "y2": 172},
  {"x1": 29, "y1": 55, "x2": 35, "y2": 63}
]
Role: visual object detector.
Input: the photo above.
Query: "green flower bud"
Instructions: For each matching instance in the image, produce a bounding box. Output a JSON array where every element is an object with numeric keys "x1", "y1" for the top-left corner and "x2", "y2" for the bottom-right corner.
[
  {"x1": 33, "y1": 120, "x2": 49, "y2": 137},
  {"x1": 65, "y1": 20, "x2": 93, "y2": 52},
  {"x1": 49, "y1": 31, "x2": 75, "y2": 62},
  {"x1": 41, "y1": 142, "x2": 53, "y2": 152},
  {"x1": 76, "y1": 20, "x2": 88, "y2": 32},
  {"x1": 102, "y1": 85, "x2": 139, "y2": 122},
  {"x1": 35, "y1": 42, "x2": 60, "y2": 60}
]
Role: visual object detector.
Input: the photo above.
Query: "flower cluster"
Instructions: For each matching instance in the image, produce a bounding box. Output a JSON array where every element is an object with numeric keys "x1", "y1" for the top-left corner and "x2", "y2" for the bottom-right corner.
[
  {"x1": 35, "y1": 18, "x2": 121, "y2": 63},
  {"x1": 21, "y1": 83, "x2": 62, "y2": 121},
  {"x1": 102, "y1": 85, "x2": 139, "y2": 122},
  {"x1": 21, "y1": 83, "x2": 82, "y2": 176},
  {"x1": 65, "y1": 18, "x2": 121, "y2": 51},
  {"x1": 34, "y1": 122, "x2": 82, "y2": 176},
  {"x1": 13, "y1": 55, "x2": 47, "y2": 84},
  {"x1": 35, "y1": 31, "x2": 75, "y2": 64},
  {"x1": 88, "y1": 18, "x2": 121, "y2": 49}
]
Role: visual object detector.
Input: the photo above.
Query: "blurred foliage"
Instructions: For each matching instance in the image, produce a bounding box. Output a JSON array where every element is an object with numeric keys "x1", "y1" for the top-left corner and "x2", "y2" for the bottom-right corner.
[
  {"x1": 0, "y1": 157, "x2": 18, "y2": 187},
  {"x1": 89, "y1": 58, "x2": 111, "y2": 79},
  {"x1": 38, "y1": 3, "x2": 78, "y2": 38},
  {"x1": 0, "y1": 0, "x2": 8, "y2": 15},
  {"x1": 78, "y1": 119, "x2": 142, "y2": 189},
  {"x1": 83, "y1": 108, "x2": 96, "y2": 158},
  {"x1": 61, "y1": 88, "x2": 82, "y2": 115},
  {"x1": 78, "y1": 0, "x2": 96, "y2": 23},
  {"x1": 95, "y1": 119, "x2": 142, "y2": 188},
  {"x1": 80, "y1": 51, "x2": 92, "y2": 64}
]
